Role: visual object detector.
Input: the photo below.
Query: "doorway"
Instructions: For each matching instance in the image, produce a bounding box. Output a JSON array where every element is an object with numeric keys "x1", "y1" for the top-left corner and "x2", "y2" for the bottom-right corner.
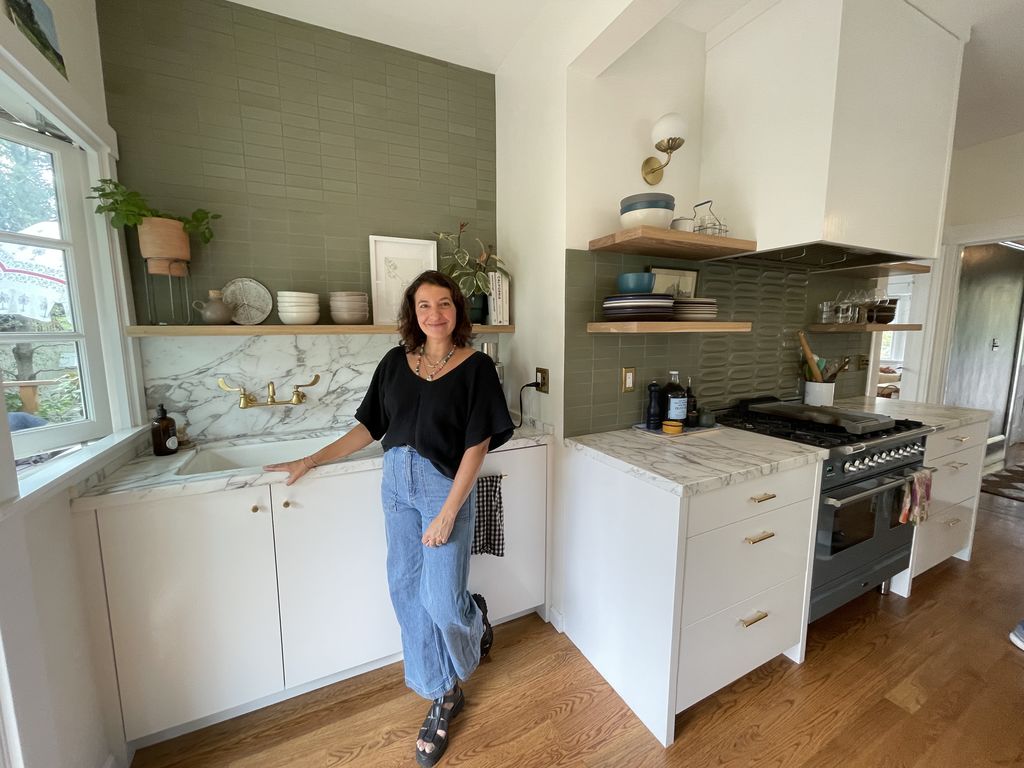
[{"x1": 943, "y1": 241, "x2": 1024, "y2": 459}]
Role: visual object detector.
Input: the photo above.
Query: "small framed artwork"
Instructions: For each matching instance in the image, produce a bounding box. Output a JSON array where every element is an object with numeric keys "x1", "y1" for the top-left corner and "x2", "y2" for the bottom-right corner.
[
  {"x1": 369, "y1": 236, "x2": 437, "y2": 325},
  {"x1": 650, "y1": 267, "x2": 699, "y2": 298}
]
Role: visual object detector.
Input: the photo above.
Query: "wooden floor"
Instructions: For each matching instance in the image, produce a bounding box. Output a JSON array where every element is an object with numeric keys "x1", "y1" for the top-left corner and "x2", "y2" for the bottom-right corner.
[{"x1": 132, "y1": 495, "x2": 1024, "y2": 768}]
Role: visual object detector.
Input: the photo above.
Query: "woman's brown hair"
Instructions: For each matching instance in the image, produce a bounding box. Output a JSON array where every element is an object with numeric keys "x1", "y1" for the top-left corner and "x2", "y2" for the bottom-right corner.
[{"x1": 396, "y1": 270, "x2": 474, "y2": 350}]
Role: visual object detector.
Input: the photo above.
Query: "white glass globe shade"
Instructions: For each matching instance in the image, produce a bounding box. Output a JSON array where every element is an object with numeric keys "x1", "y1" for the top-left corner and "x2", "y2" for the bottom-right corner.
[{"x1": 651, "y1": 112, "x2": 688, "y2": 145}]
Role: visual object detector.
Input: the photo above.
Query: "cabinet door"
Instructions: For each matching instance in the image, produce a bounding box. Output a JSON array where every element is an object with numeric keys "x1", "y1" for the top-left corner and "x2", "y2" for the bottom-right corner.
[
  {"x1": 273, "y1": 470, "x2": 402, "y2": 689},
  {"x1": 98, "y1": 487, "x2": 282, "y2": 741},
  {"x1": 469, "y1": 445, "x2": 547, "y2": 622}
]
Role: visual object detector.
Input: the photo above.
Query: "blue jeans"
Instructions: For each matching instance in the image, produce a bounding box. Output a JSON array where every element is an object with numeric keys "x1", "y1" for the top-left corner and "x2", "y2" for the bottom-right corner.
[{"x1": 381, "y1": 446, "x2": 484, "y2": 699}]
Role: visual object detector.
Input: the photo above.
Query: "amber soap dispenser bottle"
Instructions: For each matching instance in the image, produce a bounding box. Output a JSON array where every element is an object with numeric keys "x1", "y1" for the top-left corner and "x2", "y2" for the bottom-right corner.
[{"x1": 151, "y1": 404, "x2": 179, "y2": 456}]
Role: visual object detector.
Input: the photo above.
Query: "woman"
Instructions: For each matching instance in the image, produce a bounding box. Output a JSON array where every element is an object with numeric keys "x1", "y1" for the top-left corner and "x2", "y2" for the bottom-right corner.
[{"x1": 266, "y1": 270, "x2": 513, "y2": 766}]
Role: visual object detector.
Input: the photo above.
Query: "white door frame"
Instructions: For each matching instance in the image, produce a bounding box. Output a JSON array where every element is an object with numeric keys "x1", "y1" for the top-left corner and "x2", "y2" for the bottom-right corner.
[{"x1": 922, "y1": 217, "x2": 1024, "y2": 404}]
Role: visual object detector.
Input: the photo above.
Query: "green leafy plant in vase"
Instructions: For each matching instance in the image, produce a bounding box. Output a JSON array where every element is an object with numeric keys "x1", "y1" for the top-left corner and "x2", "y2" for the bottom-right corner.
[
  {"x1": 434, "y1": 222, "x2": 509, "y2": 324},
  {"x1": 88, "y1": 179, "x2": 220, "y2": 275}
]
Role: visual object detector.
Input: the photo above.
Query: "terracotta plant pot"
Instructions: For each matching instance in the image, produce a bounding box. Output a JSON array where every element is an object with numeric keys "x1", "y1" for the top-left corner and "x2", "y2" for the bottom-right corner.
[
  {"x1": 146, "y1": 258, "x2": 189, "y2": 277},
  {"x1": 138, "y1": 217, "x2": 190, "y2": 263}
]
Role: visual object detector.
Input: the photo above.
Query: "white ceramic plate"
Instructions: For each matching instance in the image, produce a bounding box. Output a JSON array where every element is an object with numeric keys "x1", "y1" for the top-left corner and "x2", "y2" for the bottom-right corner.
[{"x1": 222, "y1": 278, "x2": 272, "y2": 325}]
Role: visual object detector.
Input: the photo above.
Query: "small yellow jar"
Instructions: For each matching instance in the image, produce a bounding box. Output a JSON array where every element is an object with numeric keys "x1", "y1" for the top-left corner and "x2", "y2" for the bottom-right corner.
[{"x1": 662, "y1": 420, "x2": 683, "y2": 435}]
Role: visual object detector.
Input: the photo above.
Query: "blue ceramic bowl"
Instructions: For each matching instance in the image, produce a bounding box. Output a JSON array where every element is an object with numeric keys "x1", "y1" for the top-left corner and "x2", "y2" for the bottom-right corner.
[{"x1": 617, "y1": 272, "x2": 655, "y2": 293}]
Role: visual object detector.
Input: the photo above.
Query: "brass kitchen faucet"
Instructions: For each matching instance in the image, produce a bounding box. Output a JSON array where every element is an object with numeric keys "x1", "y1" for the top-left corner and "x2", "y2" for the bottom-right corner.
[{"x1": 217, "y1": 374, "x2": 321, "y2": 408}]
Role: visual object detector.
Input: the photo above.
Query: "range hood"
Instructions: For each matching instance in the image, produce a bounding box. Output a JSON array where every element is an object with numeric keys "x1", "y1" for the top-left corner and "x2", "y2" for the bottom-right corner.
[{"x1": 726, "y1": 240, "x2": 925, "y2": 274}]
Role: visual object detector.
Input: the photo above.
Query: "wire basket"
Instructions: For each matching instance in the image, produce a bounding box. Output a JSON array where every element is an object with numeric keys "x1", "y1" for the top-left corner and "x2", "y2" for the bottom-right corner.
[{"x1": 692, "y1": 200, "x2": 729, "y2": 236}]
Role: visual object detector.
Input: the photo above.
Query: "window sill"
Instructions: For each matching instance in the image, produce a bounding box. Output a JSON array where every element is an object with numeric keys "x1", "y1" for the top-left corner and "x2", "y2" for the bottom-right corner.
[{"x1": 1, "y1": 426, "x2": 148, "y2": 522}]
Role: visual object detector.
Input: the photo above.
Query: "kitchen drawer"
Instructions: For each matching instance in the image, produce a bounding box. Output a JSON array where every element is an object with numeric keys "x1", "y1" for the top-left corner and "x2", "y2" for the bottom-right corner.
[
  {"x1": 924, "y1": 420, "x2": 988, "y2": 463},
  {"x1": 912, "y1": 498, "x2": 975, "y2": 577},
  {"x1": 676, "y1": 575, "x2": 804, "y2": 713},
  {"x1": 682, "y1": 499, "x2": 812, "y2": 626},
  {"x1": 929, "y1": 444, "x2": 984, "y2": 512},
  {"x1": 687, "y1": 463, "x2": 817, "y2": 537}
]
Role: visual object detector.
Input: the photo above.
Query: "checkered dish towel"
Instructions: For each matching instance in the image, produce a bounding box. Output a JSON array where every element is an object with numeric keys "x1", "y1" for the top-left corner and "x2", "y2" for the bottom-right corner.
[{"x1": 472, "y1": 474, "x2": 505, "y2": 557}]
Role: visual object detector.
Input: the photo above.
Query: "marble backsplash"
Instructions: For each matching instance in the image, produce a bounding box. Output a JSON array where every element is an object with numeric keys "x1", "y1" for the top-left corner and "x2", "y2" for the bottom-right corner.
[{"x1": 140, "y1": 333, "x2": 502, "y2": 443}]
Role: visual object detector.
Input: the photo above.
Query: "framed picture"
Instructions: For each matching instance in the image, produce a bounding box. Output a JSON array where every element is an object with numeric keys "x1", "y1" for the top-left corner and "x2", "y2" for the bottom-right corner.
[
  {"x1": 650, "y1": 267, "x2": 699, "y2": 299},
  {"x1": 369, "y1": 236, "x2": 437, "y2": 325},
  {"x1": 7, "y1": 0, "x2": 67, "y2": 78}
]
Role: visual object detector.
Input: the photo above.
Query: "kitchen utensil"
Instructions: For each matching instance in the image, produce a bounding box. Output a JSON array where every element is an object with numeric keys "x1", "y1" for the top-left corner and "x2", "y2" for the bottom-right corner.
[
  {"x1": 798, "y1": 330, "x2": 824, "y2": 382},
  {"x1": 803, "y1": 381, "x2": 836, "y2": 407}
]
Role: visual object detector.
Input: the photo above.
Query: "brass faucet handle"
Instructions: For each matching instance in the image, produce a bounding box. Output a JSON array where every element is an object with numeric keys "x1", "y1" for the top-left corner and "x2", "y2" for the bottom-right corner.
[
  {"x1": 217, "y1": 377, "x2": 242, "y2": 393},
  {"x1": 290, "y1": 373, "x2": 321, "y2": 404},
  {"x1": 294, "y1": 374, "x2": 321, "y2": 389},
  {"x1": 267, "y1": 381, "x2": 277, "y2": 403}
]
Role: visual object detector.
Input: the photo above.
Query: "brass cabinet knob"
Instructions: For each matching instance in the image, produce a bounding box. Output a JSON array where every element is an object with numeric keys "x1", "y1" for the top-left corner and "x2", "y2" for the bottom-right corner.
[
  {"x1": 282, "y1": 500, "x2": 291, "y2": 509},
  {"x1": 251, "y1": 505, "x2": 259, "y2": 513}
]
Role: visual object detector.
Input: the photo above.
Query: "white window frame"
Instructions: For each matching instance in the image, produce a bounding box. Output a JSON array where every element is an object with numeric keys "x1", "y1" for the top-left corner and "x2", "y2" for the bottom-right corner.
[{"x1": 0, "y1": 120, "x2": 112, "y2": 459}]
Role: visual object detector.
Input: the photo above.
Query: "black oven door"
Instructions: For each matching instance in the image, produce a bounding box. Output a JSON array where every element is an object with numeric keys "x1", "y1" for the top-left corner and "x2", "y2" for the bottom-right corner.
[{"x1": 812, "y1": 472, "x2": 916, "y2": 589}]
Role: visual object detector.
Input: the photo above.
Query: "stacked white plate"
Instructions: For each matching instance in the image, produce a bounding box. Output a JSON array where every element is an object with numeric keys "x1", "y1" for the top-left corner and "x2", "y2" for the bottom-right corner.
[
  {"x1": 602, "y1": 292, "x2": 674, "y2": 321},
  {"x1": 330, "y1": 291, "x2": 369, "y2": 324},
  {"x1": 673, "y1": 297, "x2": 718, "y2": 321},
  {"x1": 277, "y1": 291, "x2": 320, "y2": 325}
]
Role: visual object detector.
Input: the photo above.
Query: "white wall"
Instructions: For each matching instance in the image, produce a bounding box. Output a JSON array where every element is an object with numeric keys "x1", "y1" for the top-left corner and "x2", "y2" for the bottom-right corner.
[
  {"x1": 945, "y1": 130, "x2": 1024, "y2": 231},
  {"x1": 0, "y1": 496, "x2": 116, "y2": 768},
  {"x1": 0, "y1": 0, "x2": 115, "y2": 149},
  {"x1": 566, "y1": 19, "x2": 706, "y2": 249}
]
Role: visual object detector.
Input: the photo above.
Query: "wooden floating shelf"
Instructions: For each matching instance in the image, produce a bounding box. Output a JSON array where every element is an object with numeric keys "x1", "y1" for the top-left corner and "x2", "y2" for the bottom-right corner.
[
  {"x1": 806, "y1": 323, "x2": 923, "y2": 333},
  {"x1": 809, "y1": 262, "x2": 932, "y2": 278},
  {"x1": 588, "y1": 227, "x2": 756, "y2": 259},
  {"x1": 126, "y1": 324, "x2": 516, "y2": 337},
  {"x1": 587, "y1": 321, "x2": 752, "y2": 334}
]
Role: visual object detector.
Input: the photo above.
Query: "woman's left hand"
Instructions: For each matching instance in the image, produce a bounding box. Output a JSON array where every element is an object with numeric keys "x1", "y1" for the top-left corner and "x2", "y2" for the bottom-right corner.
[{"x1": 423, "y1": 511, "x2": 455, "y2": 548}]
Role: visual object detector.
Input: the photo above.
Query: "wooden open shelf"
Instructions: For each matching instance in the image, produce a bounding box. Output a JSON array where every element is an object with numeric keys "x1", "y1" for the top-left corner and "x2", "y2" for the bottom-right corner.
[
  {"x1": 126, "y1": 324, "x2": 516, "y2": 337},
  {"x1": 807, "y1": 323, "x2": 922, "y2": 333},
  {"x1": 587, "y1": 321, "x2": 752, "y2": 334},
  {"x1": 588, "y1": 227, "x2": 756, "y2": 259},
  {"x1": 808, "y1": 262, "x2": 932, "y2": 278}
]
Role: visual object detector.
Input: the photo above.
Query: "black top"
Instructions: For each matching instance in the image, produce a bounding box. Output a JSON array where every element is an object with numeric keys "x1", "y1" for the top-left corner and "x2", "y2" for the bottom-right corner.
[{"x1": 355, "y1": 346, "x2": 515, "y2": 479}]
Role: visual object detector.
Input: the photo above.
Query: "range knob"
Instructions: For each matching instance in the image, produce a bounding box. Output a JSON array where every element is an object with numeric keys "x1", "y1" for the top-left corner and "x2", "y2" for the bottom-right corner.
[
  {"x1": 853, "y1": 459, "x2": 864, "y2": 470},
  {"x1": 866, "y1": 456, "x2": 878, "y2": 466},
  {"x1": 842, "y1": 461, "x2": 854, "y2": 473}
]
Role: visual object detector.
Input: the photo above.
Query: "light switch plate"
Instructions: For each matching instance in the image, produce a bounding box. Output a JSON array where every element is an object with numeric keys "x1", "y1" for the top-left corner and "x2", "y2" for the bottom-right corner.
[{"x1": 622, "y1": 367, "x2": 636, "y2": 393}]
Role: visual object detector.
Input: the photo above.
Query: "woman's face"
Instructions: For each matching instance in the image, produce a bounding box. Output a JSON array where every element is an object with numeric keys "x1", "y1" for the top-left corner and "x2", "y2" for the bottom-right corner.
[{"x1": 413, "y1": 283, "x2": 457, "y2": 343}]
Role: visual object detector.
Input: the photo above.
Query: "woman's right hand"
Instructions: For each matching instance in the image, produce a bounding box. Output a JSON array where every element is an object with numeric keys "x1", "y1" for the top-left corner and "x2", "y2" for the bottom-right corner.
[{"x1": 263, "y1": 457, "x2": 313, "y2": 486}]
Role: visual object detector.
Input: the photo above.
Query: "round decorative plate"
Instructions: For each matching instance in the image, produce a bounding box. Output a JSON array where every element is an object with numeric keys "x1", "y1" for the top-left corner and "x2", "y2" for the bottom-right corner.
[{"x1": 222, "y1": 278, "x2": 272, "y2": 325}]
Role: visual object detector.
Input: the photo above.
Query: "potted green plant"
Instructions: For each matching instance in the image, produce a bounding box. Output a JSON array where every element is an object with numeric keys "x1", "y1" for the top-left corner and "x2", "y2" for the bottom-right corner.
[
  {"x1": 88, "y1": 179, "x2": 220, "y2": 275},
  {"x1": 434, "y1": 222, "x2": 509, "y2": 324}
]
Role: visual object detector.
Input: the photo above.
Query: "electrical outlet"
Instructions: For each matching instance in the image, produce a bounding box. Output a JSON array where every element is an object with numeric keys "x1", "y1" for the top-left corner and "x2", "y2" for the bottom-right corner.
[
  {"x1": 535, "y1": 367, "x2": 549, "y2": 394},
  {"x1": 857, "y1": 354, "x2": 869, "y2": 371},
  {"x1": 622, "y1": 367, "x2": 636, "y2": 393}
]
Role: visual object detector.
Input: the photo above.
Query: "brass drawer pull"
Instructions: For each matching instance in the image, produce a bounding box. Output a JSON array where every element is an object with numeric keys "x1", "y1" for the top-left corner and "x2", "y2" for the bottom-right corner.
[
  {"x1": 744, "y1": 531, "x2": 776, "y2": 545},
  {"x1": 946, "y1": 517, "x2": 962, "y2": 527},
  {"x1": 750, "y1": 492, "x2": 777, "y2": 504},
  {"x1": 250, "y1": 505, "x2": 259, "y2": 513},
  {"x1": 950, "y1": 435, "x2": 970, "y2": 443},
  {"x1": 945, "y1": 461, "x2": 968, "y2": 471},
  {"x1": 740, "y1": 610, "x2": 769, "y2": 628}
]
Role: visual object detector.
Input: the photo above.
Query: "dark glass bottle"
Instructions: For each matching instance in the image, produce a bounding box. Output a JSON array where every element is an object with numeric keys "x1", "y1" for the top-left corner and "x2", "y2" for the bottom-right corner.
[
  {"x1": 646, "y1": 381, "x2": 662, "y2": 430},
  {"x1": 686, "y1": 375, "x2": 698, "y2": 413},
  {"x1": 151, "y1": 403, "x2": 179, "y2": 456},
  {"x1": 660, "y1": 370, "x2": 686, "y2": 420}
]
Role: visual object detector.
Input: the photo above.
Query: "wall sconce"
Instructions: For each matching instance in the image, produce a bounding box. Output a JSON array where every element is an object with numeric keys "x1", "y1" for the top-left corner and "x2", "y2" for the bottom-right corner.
[{"x1": 641, "y1": 112, "x2": 688, "y2": 186}]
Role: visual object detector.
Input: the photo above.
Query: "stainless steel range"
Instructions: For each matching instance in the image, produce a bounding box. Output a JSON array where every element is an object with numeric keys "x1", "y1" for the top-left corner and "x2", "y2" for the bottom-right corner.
[{"x1": 717, "y1": 399, "x2": 936, "y2": 622}]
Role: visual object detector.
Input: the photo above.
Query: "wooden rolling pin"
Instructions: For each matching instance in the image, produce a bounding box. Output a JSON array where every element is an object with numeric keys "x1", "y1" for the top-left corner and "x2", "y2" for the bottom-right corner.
[{"x1": 798, "y1": 330, "x2": 824, "y2": 382}]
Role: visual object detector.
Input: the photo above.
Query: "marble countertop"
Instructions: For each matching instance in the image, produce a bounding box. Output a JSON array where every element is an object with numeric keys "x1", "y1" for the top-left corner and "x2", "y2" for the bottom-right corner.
[
  {"x1": 833, "y1": 397, "x2": 991, "y2": 430},
  {"x1": 72, "y1": 425, "x2": 550, "y2": 510},
  {"x1": 566, "y1": 426, "x2": 827, "y2": 498}
]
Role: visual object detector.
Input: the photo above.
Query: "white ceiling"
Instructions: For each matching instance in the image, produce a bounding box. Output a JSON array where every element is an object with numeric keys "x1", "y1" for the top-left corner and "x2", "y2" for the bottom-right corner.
[{"x1": 235, "y1": 0, "x2": 1024, "y2": 147}]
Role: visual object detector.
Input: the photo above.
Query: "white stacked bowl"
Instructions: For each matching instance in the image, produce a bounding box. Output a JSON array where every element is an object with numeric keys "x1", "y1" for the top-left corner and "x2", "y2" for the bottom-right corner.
[
  {"x1": 330, "y1": 291, "x2": 369, "y2": 324},
  {"x1": 619, "y1": 192, "x2": 675, "y2": 229},
  {"x1": 277, "y1": 291, "x2": 320, "y2": 325}
]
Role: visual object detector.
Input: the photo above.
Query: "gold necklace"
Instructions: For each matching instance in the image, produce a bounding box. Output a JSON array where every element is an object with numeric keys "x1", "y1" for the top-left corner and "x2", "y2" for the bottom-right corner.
[{"x1": 416, "y1": 345, "x2": 456, "y2": 381}]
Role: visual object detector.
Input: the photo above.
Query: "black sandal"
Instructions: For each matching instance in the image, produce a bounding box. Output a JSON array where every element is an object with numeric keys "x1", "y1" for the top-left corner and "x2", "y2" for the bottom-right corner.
[
  {"x1": 472, "y1": 593, "x2": 493, "y2": 660},
  {"x1": 415, "y1": 683, "x2": 464, "y2": 767}
]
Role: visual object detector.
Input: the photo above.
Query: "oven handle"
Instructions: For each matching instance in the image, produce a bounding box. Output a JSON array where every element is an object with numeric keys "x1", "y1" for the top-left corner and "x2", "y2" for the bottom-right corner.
[{"x1": 822, "y1": 475, "x2": 910, "y2": 508}]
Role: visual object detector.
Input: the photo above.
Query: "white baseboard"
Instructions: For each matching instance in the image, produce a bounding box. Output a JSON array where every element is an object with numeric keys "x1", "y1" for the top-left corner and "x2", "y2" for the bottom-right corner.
[{"x1": 548, "y1": 605, "x2": 565, "y2": 633}]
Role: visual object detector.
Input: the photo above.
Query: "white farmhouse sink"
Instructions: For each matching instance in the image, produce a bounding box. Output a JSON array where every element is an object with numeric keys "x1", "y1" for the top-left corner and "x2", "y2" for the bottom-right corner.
[{"x1": 176, "y1": 437, "x2": 379, "y2": 476}]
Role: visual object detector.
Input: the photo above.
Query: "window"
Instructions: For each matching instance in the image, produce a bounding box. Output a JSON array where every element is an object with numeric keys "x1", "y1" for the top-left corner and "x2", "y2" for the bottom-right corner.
[
  {"x1": 879, "y1": 276, "x2": 914, "y2": 364},
  {"x1": 0, "y1": 121, "x2": 111, "y2": 462}
]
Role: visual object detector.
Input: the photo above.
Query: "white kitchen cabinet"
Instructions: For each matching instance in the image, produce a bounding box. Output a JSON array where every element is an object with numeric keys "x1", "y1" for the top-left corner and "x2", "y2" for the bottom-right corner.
[
  {"x1": 890, "y1": 420, "x2": 986, "y2": 597},
  {"x1": 272, "y1": 468, "x2": 402, "y2": 689},
  {"x1": 562, "y1": 450, "x2": 819, "y2": 746},
  {"x1": 470, "y1": 445, "x2": 548, "y2": 622},
  {"x1": 97, "y1": 486, "x2": 283, "y2": 741}
]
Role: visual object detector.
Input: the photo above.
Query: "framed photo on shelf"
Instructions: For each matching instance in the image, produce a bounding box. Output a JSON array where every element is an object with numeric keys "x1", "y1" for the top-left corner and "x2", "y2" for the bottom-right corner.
[
  {"x1": 369, "y1": 235, "x2": 437, "y2": 325},
  {"x1": 650, "y1": 267, "x2": 699, "y2": 299}
]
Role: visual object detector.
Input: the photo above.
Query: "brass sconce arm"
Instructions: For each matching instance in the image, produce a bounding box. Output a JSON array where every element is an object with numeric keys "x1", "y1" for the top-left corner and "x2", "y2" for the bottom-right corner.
[{"x1": 642, "y1": 137, "x2": 685, "y2": 185}]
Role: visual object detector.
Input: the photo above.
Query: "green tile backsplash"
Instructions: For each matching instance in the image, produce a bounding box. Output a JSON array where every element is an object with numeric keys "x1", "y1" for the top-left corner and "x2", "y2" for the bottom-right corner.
[
  {"x1": 563, "y1": 250, "x2": 873, "y2": 437},
  {"x1": 96, "y1": 0, "x2": 496, "y2": 324}
]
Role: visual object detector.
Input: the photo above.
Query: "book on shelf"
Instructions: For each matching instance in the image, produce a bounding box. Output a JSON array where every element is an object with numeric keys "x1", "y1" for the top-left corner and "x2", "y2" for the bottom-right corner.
[{"x1": 487, "y1": 272, "x2": 509, "y2": 325}]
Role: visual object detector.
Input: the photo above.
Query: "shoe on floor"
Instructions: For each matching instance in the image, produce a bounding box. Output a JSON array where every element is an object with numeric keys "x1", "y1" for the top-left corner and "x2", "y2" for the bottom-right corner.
[
  {"x1": 472, "y1": 593, "x2": 493, "y2": 660},
  {"x1": 1010, "y1": 620, "x2": 1024, "y2": 652}
]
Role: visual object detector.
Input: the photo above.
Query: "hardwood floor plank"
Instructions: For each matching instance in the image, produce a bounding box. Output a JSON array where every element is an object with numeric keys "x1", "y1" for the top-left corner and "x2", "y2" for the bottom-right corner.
[{"x1": 132, "y1": 503, "x2": 1024, "y2": 768}]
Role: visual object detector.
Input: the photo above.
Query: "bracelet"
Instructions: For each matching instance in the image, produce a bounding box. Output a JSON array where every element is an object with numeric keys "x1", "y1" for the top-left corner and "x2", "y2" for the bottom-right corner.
[{"x1": 302, "y1": 455, "x2": 317, "y2": 469}]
